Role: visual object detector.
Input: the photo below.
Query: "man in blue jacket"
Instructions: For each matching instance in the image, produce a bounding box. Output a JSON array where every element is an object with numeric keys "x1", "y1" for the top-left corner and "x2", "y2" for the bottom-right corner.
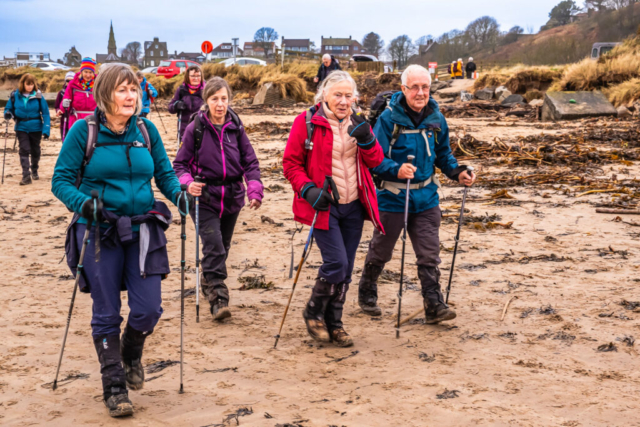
[
  {"x1": 136, "y1": 71, "x2": 158, "y2": 118},
  {"x1": 358, "y1": 64, "x2": 476, "y2": 323}
]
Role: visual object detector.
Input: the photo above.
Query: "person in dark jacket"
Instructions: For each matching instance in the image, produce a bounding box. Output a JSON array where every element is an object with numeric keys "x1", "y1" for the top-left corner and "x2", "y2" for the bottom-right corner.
[
  {"x1": 168, "y1": 64, "x2": 204, "y2": 141},
  {"x1": 51, "y1": 63, "x2": 183, "y2": 419},
  {"x1": 3, "y1": 73, "x2": 51, "y2": 185},
  {"x1": 174, "y1": 76, "x2": 263, "y2": 321},
  {"x1": 283, "y1": 71, "x2": 384, "y2": 347},
  {"x1": 313, "y1": 54, "x2": 341, "y2": 85},
  {"x1": 136, "y1": 71, "x2": 158, "y2": 118},
  {"x1": 466, "y1": 57, "x2": 477, "y2": 79},
  {"x1": 358, "y1": 65, "x2": 476, "y2": 323},
  {"x1": 55, "y1": 71, "x2": 75, "y2": 142}
]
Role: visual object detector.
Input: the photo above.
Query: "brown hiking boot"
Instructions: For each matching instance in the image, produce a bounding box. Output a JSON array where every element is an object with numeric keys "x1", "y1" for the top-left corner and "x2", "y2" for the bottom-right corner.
[
  {"x1": 424, "y1": 299, "x2": 457, "y2": 324},
  {"x1": 330, "y1": 328, "x2": 354, "y2": 347},
  {"x1": 20, "y1": 176, "x2": 32, "y2": 185},
  {"x1": 304, "y1": 318, "x2": 331, "y2": 342},
  {"x1": 104, "y1": 393, "x2": 134, "y2": 418},
  {"x1": 211, "y1": 299, "x2": 231, "y2": 321}
]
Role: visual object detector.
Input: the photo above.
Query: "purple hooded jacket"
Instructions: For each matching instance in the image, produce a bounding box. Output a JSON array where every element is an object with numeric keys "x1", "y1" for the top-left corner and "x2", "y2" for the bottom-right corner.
[
  {"x1": 168, "y1": 83, "x2": 205, "y2": 139},
  {"x1": 173, "y1": 108, "x2": 263, "y2": 217}
]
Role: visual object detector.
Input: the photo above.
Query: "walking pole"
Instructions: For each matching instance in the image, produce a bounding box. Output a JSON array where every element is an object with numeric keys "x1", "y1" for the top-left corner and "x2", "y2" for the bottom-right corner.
[
  {"x1": 396, "y1": 155, "x2": 415, "y2": 339},
  {"x1": 52, "y1": 190, "x2": 99, "y2": 390},
  {"x1": 177, "y1": 185, "x2": 189, "y2": 394},
  {"x1": 194, "y1": 177, "x2": 202, "y2": 323},
  {"x1": 154, "y1": 103, "x2": 168, "y2": 134},
  {"x1": 2, "y1": 121, "x2": 8, "y2": 185},
  {"x1": 274, "y1": 177, "x2": 337, "y2": 349},
  {"x1": 445, "y1": 166, "x2": 474, "y2": 304},
  {"x1": 176, "y1": 112, "x2": 182, "y2": 153}
]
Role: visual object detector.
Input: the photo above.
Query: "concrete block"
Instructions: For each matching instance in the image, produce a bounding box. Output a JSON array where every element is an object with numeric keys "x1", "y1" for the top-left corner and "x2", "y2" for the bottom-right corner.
[{"x1": 541, "y1": 91, "x2": 617, "y2": 121}]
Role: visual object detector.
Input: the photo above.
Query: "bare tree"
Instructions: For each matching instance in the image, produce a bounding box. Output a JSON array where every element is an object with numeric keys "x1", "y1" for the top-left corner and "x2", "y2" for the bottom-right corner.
[
  {"x1": 585, "y1": 0, "x2": 609, "y2": 10},
  {"x1": 387, "y1": 35, "x2": 416, "y2": 68},
  {"x1": 254, "y1": 27, "x2": 278, "y2": 58},
  {"x1": 362, "y1": 32, "x2": 384, "y2": 57},
  {"x1": 120, "y1": 42, "x2": 143, "y2": 65},
  {"x1": 415, "y1": 35, "x2": 434, "y2": 46},
  {"x1": 465, "y1": 16, "x2": 501, "y2": 50}
]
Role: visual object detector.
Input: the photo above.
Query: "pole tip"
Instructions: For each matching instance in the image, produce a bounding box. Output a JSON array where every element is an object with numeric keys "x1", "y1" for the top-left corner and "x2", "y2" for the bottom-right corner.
[
  {"x1": 52, "y1": 381, "x2": 57, "y2": 391},
  {"x1": 179, "y1": 385, "x2": 184, "y2": 394}
]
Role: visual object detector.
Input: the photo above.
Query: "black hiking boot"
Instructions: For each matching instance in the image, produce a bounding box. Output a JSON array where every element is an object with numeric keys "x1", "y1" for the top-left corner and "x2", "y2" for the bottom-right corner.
[
  {"x1": 330, "y1": 327, "x2": 354, "y2": 347},
  {"x1": 202, "y1": 274, "x2": 232, "y2": 321},
  {"x1": 211, "y1": 298, "x2": 231, "y2": 321},
  {"x1": 358, "y1": 263, "x2": 383, "y2": 316},
  {"x1": 104, "y1": 393, "x2": 134, "y2": 418},
  {"x1": 94, "y1": 335, "x2": 133, "y2": 418},
  {"x1": 19, "y1": 175, "x2": 32, "y2": 185},
  {"x1": 418, "y1": 265, "x2": 457, "y2": 324},
  {"x1": 120, "y1": 324, "x2": 149, "y2": 391},
  {"x1": 32, "y1": 170, "x2": 39, "y2": 180},
  {"x1": 303, "y1": 278, "x2": 332, "y2": 342}
]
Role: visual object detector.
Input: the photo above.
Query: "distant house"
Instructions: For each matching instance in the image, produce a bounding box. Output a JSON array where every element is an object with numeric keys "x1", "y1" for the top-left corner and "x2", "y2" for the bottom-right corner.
[
  {"x1": 281, "y1": 37, "x2": 311, "y2": 53},
  {"x1": 64, "y1": 46, "x2": 82, "y2": 67},
  {"x1": 173, "y1": 51, "x2": 206, "y2": 63},
  {"x1": 143, "y1": 37, "x2": 168, "y2": 67},
  {"x1": 212, "y1": 43, "x2": 243, "y2": 59},
  {"x1": 0, "y1": 56, "x2": 17, "y2": 68},
  {"x1": 243, "y1": 42, "x2": 275, "y2": 58},
  {"x1": 15, "y1": 52, "x2": 50, "y2": 67},
  {"x1": 321, "y1": 36, "x2": 368, "y2": 57}
]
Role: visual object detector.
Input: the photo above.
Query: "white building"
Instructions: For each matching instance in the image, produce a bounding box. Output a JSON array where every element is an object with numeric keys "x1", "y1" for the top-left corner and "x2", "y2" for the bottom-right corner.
[{"x1": 16, "y1": 52, "x2": 51, "y2": 67}]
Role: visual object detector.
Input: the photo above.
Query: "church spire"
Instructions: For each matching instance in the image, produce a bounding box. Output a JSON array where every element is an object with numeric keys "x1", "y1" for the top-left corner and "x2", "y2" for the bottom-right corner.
[{"x1": 108, "y1": 21, "x2": 117, "y2": 55}]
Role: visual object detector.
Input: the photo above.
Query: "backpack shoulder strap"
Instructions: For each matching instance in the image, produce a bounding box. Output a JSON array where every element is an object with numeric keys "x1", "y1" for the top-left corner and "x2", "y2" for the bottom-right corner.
[
  {"x1": 136, "y1": 117, "x2": 152, "y2": 153},
  {"x1": 304, "y1": 107, "x2": 316, "y2": 150},
  {"x1": 75, "y1": 115, "x2": 98, "y2": 188},
  {"x1": 388, "y1": 123, "x2": 403, "y2": 157},
  {"x1": 228, "y1": 107, "x2": 242, "y2": 129},
  {"x1": 193, "y1": 114, "x2": 204, "y2": 151}
]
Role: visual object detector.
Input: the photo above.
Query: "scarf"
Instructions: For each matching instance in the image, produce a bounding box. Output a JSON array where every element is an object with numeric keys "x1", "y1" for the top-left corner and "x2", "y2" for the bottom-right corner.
[
  {"x1": 187, "y1": 81, "x2": 203, "y2": 95},
  {"x1": 80, "y1": 77, "x2": 95, "y2": 92}
]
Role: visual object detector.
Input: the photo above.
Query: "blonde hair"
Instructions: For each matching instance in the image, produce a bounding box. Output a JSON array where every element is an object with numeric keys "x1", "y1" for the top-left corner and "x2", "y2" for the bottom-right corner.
[
  {"x1": 314, "y1": 70, "x2": 358, "y2": 104},
  {"x1": 93, "y1": 63, "x2": 142, "y2": 116}
]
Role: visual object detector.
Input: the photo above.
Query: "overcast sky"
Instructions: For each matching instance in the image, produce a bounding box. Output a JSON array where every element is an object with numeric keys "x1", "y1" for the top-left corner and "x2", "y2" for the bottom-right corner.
[{"x1": 1, "y1": 0, "x2": 565, "y2": 61}]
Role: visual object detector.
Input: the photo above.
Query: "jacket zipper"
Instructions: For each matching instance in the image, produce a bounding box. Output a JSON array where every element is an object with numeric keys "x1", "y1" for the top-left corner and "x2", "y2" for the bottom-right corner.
[
  {"x1": 338, "y1": 121, "x2": 349, "y2": 202},
  {"x1": 211, "y1": 122, "x2": 230, "y2": 218}
]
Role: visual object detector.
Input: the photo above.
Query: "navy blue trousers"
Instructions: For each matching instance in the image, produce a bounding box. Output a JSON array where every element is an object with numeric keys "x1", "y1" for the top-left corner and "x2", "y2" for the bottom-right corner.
[
  {"x1": 75, "y1": 224, "x2": 163, "y2": 337},
  {"x1": 313, "y1": 201, "x2": 365, "y2": 285}
]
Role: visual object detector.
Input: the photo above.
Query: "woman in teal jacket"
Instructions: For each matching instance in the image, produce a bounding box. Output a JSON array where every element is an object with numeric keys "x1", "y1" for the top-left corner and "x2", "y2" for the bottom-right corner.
[
  {"x1": 3, "y1": 73, "x2": 50, "y2": 185},
  {"x1": 52, "y1": 63, "x2": 183, "y2": 419},
  {"x1": 136, "y1": 71, "x2": 158, "y2": 118}
]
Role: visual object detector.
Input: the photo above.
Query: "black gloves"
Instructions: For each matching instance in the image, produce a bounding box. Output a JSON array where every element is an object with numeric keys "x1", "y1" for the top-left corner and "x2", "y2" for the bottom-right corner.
[
  {"x1": 174, "y1": 100, "x2": 186, "y2": 111},
  {"x1": 301, "y1": 183, "x2": 334, "y2": 211},
  {"x1": 43, "y1": 134, "x2": 49, "y2": 140},
  {"x1": 348, "y1": 114, "x2": 375, "y2": 148},
  {"x1": 81, "y1": 196, "x2": 103, "y2": 222},
  {"x1": 4, "y1": 112, "x2": 13, "y2": 121}
]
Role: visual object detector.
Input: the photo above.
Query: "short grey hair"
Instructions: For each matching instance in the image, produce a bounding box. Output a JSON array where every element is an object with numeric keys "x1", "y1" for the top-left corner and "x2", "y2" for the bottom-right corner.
[
  {"x1": 314, "y1": 70, "x2": 358, "y2": 104},
  {"x1": 94, "y1": 63, "x2": 142, "y2": 116},
  {"x1": 401, "y1": 65, "x2": 432, "y2": 86},
  {"x1": 203, "y1": 76, "x2": 233, "y2": 102},
  {"x1": 322, "y1": 54, "x2": 331, "y2": 61}
]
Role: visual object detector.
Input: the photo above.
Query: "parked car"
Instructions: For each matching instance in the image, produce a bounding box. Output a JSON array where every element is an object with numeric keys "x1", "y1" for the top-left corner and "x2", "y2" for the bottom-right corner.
[
  {"x1": 140, "y1": 66, "x2": 158, "y2": 74},
  {"x1": 350, "y1": 54, "x2": 378, "y2": 62},
  {"x1": 29, "y1": 62, "x2": 70, "y2": 71},
  {"x1": 591, "y1": 42, "x2": 621, "y2": 59},
  {"x1": 157, "y1": 60, "x2": 201, "y2": 78},
  {"x1": 220, "y1": 57, "x2": 267, "y2": 67}
]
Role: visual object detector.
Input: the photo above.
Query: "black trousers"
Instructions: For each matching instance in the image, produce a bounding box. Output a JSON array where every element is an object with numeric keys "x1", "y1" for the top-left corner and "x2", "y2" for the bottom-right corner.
[
  {"x1": 190, "y1": 207, "x2": 239, "y2": 282},
  {"x1": 16, "y1": 131, "x2": 41, "y2": 178}
]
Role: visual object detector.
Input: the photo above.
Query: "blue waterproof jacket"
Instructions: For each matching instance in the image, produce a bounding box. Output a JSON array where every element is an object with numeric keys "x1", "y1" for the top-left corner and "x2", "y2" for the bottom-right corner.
[
  {"x1": 140, "y1": 78, "x2": 158, "y2": 114},
  {"x1": 372, "y1": 92, "x2": 460, "y2": 213},
  {"x1": 52, "y1": 109, "x2": 181, "y2": 227},
  {"x1": 4, "y1": 90, "x2": 51, "y2": 136}
]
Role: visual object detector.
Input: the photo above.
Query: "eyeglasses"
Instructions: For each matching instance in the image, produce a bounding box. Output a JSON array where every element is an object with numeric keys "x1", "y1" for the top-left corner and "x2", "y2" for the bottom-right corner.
[{"x1": 403, "y1": 84, "x2": 430, "y2": 94}]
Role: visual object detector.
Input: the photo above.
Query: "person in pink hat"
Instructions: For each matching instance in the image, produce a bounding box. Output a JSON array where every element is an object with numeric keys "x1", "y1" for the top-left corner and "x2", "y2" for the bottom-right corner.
[{"x1": 59, "y1": 57, "x2": 97, "y2": 130}]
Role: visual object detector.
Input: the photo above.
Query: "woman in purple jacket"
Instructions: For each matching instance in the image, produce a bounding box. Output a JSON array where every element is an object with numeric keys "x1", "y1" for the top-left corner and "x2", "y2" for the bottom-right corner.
[
  {"x1": 168, "y1": 65, "x2": 205, "y2": 142},
  {"x1": 173, "y1": 77, "x2": 264, "y2": 321}
]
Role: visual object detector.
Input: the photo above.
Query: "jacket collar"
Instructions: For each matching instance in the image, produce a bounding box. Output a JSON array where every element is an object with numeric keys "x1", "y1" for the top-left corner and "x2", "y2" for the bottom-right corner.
[
  {"x1": 388, "y1": 92, "x2": 441, "y2": 129},
  {"x1": 199, "y1": 108, "x2": 239, "y2": 131}
]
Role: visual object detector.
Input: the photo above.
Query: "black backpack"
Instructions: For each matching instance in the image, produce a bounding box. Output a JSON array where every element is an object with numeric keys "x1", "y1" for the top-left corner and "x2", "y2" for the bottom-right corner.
[
  {"x1": 75, "y1": 115, "x2": 151, "y2": 188},
  {"x1": 367, "y1": 91, "x2": 395, "y2": 128}
]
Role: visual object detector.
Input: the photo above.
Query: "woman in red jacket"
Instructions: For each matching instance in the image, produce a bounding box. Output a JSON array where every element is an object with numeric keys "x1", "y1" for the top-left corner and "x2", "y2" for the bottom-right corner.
[{"x1": 283, "y1": 71, "x2": 384, "y2": 347}]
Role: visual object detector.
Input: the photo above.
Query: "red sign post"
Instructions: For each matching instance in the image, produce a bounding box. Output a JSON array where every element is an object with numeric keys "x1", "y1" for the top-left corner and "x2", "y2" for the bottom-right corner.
[{"x1": 201, "y1": 41, "x2": 213, "y2": 55}]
